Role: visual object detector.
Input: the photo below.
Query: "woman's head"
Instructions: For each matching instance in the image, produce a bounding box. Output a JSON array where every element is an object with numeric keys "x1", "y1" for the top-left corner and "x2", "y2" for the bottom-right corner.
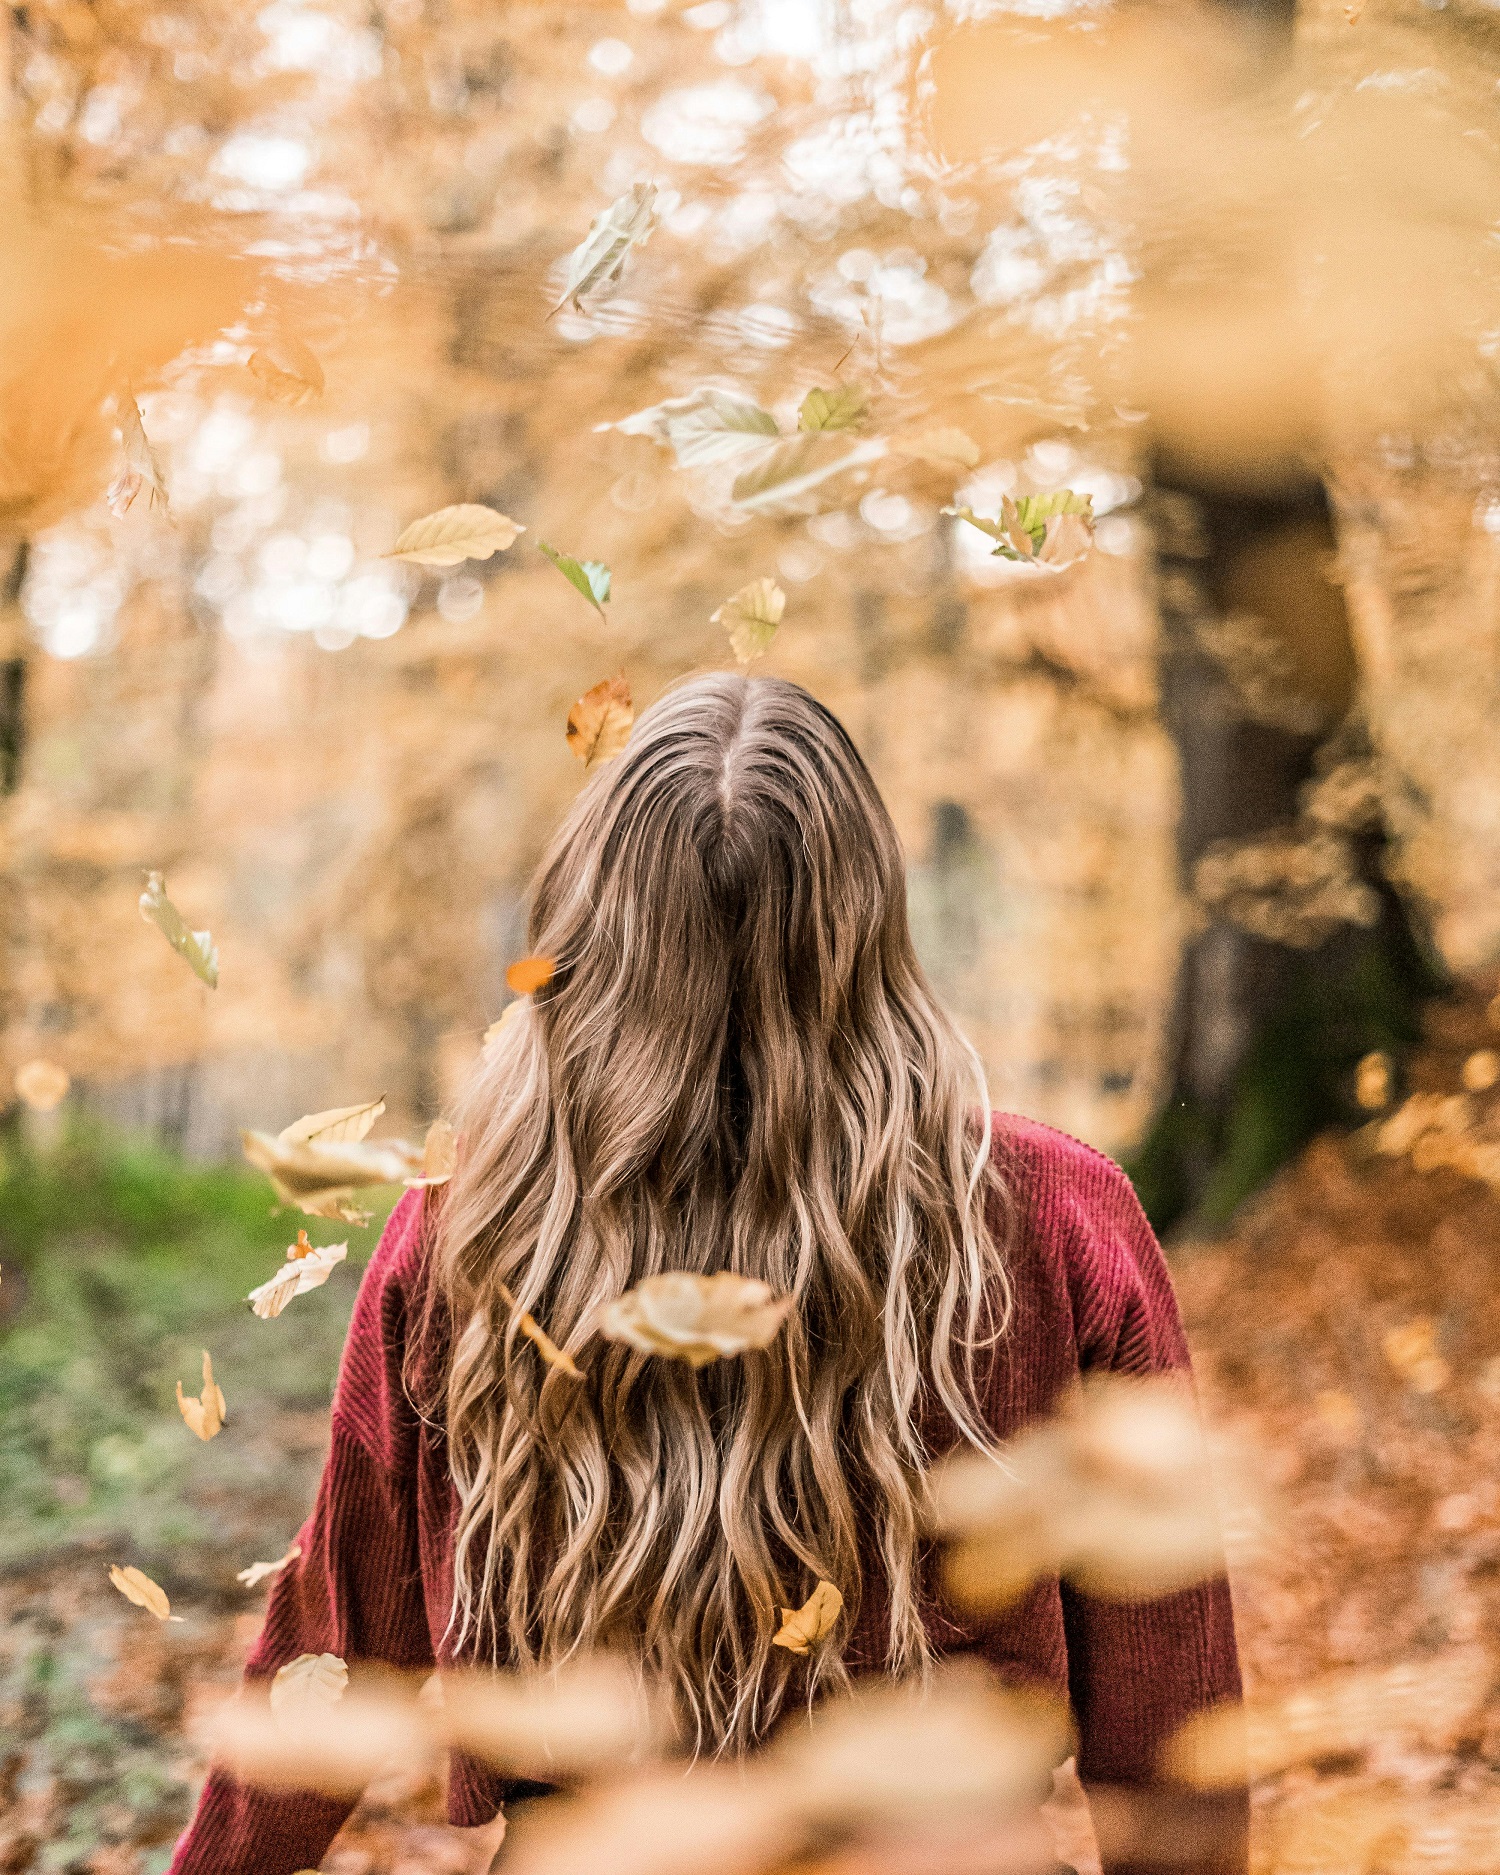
[{"x1": 435, "y1": 673, "x2": 1006, "y2": 1747}]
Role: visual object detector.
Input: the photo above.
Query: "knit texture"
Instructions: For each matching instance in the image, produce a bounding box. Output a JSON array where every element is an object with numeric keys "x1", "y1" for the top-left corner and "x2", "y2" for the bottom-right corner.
[{"x1": 169, "y1": 1114, "x2": 1243, "y2": 1874}]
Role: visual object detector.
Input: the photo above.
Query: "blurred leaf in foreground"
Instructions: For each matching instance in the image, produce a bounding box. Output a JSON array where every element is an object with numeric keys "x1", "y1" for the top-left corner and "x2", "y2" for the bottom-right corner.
[
  {"x1": 247, "y1": 333, "x2": 325, "y2": 407},
  {"x1": 567, "y1": 675, "x2": 633, "y2": 767},
  {"x1": 176, "y1": 1349, "x2": 227, "y2": 1441},
  {"x1": 271, "y1": 1651, "x2": 348, "y2": 1714},
  {"x1": 201, "y1": 1681, "x2": 432, "y2": 1797},
  {"x1": 731, "y1": 434, "x2": 886, "y2": 513},
  {"x1": 773, "y1": 1580, "x2": 843, "y2": 1656},
  {"x1": 892, "y1": 427, "x2": 982, "y2": 470},
  {"x1": 139, "y1": 871, "x2": 219, "y2": 987},
  {"x1": 405, "y1": 1118, "x2": 458, "y2": 1188},
  {"x1": 439, "y1": 1656, "x2": 670, "y2": 1779},
  {"x1": 388, "y1": 504, "x2": 525, "y2": 566},
  {"x1": 798, "y1": 384, "x2": 868, "y2": 433},
  {"x1": 713, "y1": 578, "x2": 786, "y2": 666},
  {"x1": 14, "y1": 1059, "x2": 70, "y2": 1111},
  {"x1": 241, "y1": 1099, "x2": 424, "y2": 1221},
  {"x1": 539, "y1": 541, "x2": 611, "y2": 614},
  {"x1": 554, "y1": 182, "x2": 659, "y2": 314},
  {"x1": 506, "y1": 955, "x2": 556, "y2": 995},
  {"x1": 108, "y1": 1564, "x2": 181, "y2": 1621},
  {"x1": 609, "y1": 387, "x2": 780, "y2": 469},
  {"x1": 599, "y1": 1272, "x2": 793, "y2": 1368},
  {"x1": 247, "y1": 1231, "x2": 350, "y2": 1319}
]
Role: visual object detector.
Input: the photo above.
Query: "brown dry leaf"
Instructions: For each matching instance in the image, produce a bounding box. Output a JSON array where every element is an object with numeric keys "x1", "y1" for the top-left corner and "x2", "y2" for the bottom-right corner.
[
  {"x1": 501, "y1": 1766, "x2": 795, "y2": 1875},
  {"x1": 498, "y1": 1281, "x2": 583, "y2": 1379},
  {"x1": 248, "y1": 1234, "x2": 349, "y2": 1319},
  {"x1": 282, "y1": 1099, "x2": 386, "y2": 1146},
  {"x1": 440, "y1": 1658, "x2": 670, "y2": 1780},
  {"x1": 247, "y1": 333, "x2": 325, "y2": 407},
  {"x1": 506, "y1": 956, "x2": 556, "y2": 995},
  {"x1": 712, "y1": 578, "x2": 786, "y2": 666},
  {"x1": 1164, "y1": 1650, "x2": 1494, "y2": 1787},
  {"x1": 237, "y1": 1543, "x2": 302, "y2": 1589},
  {"x1": 15, "y1": 1059, "x2": 70, "y2": 1112},
  {"x1": 270, "y1": 1651, "x2": 349, "y2": 1715},
  {"x1": 599, "y1": 1272, "x2": 794, "y2": 1369},
  {"x1": 176, "y1": 1349, "x2": 227, "y2": 1442},
  {"x1": 387, "y1": 504, "x2": 525, "y2": 567},
  {"x1": 567, "y1": 676, "x2": 634, "y2": 768},
  {"x1": 772, "y1": 1580, "x2": 844, "y2": 1656},
  {"x1": 202, "y1": 1680, "x2": 431, "y2": 1798},
  {"x1": 405, "y1": 1118, "x2": 458, "y2": 1188},
  {"x1": 108, "y1": 1565, "x2": 181, "y2": 1622},
  {"x1": 241, "y1": 1099, "x2": 422, "y2": 1221},
  {"x1": 932, "y1": 1377, "x2": 1230, "y2": 1608}
]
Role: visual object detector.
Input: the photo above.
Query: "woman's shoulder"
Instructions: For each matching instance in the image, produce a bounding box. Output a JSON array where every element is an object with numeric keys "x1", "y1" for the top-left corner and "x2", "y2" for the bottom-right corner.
[{"x1": 986, "y1": 1110, "x2": 1188, "y2": 1375}]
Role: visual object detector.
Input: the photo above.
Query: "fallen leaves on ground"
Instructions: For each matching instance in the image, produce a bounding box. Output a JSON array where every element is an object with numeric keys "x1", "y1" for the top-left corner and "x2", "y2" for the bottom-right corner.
[
  {"x1": 247, "y1": 1231, "x2": 349, "y2": 1319},
  {"x1": 554, "y1": 182, "x2": 659, "y2": 314},
  {"x1": 772, "y1": 1580, "x2": 843, "y2": 1656},
  {"x1": 176, "y1": 1349, "x2": 227, "y2": 1442},
  {"x1": 713, "y1": 577, "x2": 786, "y2": 665},
  {"x1": 108, "y1": 1564, "x2": 180, "y2": 1622},
  {"x1": 599, "y1": 1271, "x2": 794, "y2": 1368},
  {"x1": 387, "y1": 504, "x2": 525, "y2": 566},
  {"x1": 14, "y1": 1058, "x2": 70, "y2": 1111},
  {"x1": 139, "y1": 871, "x2": 219, "y2": 988},
  {"x1": 506, "y1": 955, "x2": 556, "y2": 995},
  {"x1": 539, "y1": 540, "x2": 611, "y2": 614},
  {"x1": 237, "y1": 1542, "x2": 302, "y2": 1588},
  {"x1": 566, "y1": 675, "x2": 633, "y2": 766}
]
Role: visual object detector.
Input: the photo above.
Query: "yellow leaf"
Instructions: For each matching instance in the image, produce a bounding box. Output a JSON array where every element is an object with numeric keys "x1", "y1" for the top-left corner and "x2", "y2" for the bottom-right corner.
[
  {"x1": 387, "y1": 504, "x2": 525, "y2": 567},
  {"x1": 405, "y1": 1118, "x2": 458, "y2": 1188},
  {"x1": 506, "y1": 955, "x2": 555, "y2": 996},
  {"x1": 248, "y1": 1239, "x2": 349, "y2": 1319},
  {"x1": 139, "y1": 871, "x2": 218, "y2": 987},
  {"x1": 773, "y1": 1580, "x2": 844, "y2": 1655},
  {"x1": 566, "y1": 675, "x2": 634, "y2": 768},
  {"x1": 109, "y1": 1564, "x2": 181, "y2": 1622},
  {"x1": 498, "y1": 1281, "x2": 583, "y2": 1379},
  {"x1": 237, "y1": 1542, "x2": 302, "y2": 1588},
  {"x1": 270, "y1": 1651, "x2": 348, "y2": 1716},
  {"x1": 797, "y1": 385, "x2": 868, "y2": 433},
  {"x1": 712, "y1": 578, "x2": 786, "y2": 666},
  {"x1": 176, "y1": 1348, "x2": 227, "y2": 1441},
  {"x1": 15, "y1": 1059, "x2": 70, "y2": 1112},
  {"x1": 599, "y1": 1272, "x2": 794, "y2": 1369},
  {"x1": 281, "y1": 1099, "x2": 386, "y2": 1147},
  {"x1": 247, "y1": 333, "x2": 325, "y2": 407}
]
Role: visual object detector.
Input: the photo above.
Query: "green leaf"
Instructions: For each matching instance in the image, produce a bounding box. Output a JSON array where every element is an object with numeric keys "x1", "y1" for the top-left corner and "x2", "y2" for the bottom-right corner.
[
  {"x1": 538, "y1": 541, "x2": 611, "y2": 614},
  {"x1": 797, "y1": 384, "x2": 868, "y2": 433},
  {"x1": 139, "y1": 871, "x2": 219, "y2": 988},
  {"x1": 1012, "y1": 489, "x2": 1093, "y2": 536}
]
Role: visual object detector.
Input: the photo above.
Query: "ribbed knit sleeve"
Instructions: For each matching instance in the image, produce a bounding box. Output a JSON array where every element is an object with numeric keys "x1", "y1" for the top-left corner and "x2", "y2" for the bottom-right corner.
[{"x1": 168, "y1": 1194, "x2": 436, "y2": 1875}]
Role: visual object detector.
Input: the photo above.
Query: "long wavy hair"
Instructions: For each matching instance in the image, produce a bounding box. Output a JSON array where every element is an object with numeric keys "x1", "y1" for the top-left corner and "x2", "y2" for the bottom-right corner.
[{"x1": 432, "y1": 673, "x2": 1008, "y2": 1750}]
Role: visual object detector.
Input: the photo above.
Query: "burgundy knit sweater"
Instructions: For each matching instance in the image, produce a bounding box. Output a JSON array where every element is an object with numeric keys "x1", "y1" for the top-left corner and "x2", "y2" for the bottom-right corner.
[{"x1": 169, "y1": 1114, "x2": 1243, "y2": 1875}]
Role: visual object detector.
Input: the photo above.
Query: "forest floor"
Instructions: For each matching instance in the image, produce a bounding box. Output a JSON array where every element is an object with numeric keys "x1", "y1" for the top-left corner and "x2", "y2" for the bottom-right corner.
[{"x1": 5, "y1": 990, "x2": 1500, "y2": 1875}]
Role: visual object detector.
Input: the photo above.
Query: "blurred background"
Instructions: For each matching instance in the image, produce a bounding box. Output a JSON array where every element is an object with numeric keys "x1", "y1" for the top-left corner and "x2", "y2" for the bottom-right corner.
[{"x1": 6, "y1": 0, "x2": 1500, "y2": 1869}]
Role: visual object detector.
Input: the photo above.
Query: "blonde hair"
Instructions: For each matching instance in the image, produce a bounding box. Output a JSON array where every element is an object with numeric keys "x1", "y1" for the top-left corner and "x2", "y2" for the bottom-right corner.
[{"x1": 433, "y1": 673, "x2": 1008, "y2": 1750}]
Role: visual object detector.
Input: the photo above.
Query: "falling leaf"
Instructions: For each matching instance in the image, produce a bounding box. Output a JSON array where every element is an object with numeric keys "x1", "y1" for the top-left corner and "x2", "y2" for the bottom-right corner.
[
  {"x1": 139, "y1": 872, "x2": 219, "y2": 988},
  {"x1": 387, "y1": 504, "x2": 525, "y2": 567},
  {"x1": 599, "y1": 1271, "x2": 794, "y2": 1369},
  {"x1": 242, "y1": 1099, "x2": 422, "y2": 1221},
  {"x1": 506, "y1": 956, "x2": 556, "y2": 995},
  {"x1": 498, "y1": 1281, "x2": 583, "y2": 1379},
  {"x1": 1355, "y1": 1050, "x2": 1392, "y2": 1110},
  {"x1": 608, "y1": 387, "x2": 780, "y2": 469},
  {"x1": 201, "y1": 1681, "x2": 433, "y2": 1797},
  {"x1": 772, "y1": 1580, "x2": 844, "y2": 1656},
  {"x1": 247, "y1": 333, "x2": 325, "y2": 407},
  {"x1": 271, "y1": 1651, "x2": 349, "y2": 1715},
  {"x1": 567, "y1": 675, "x2": 633, "y2": 768},
  {"x1": 440, "y1": 1658, "x2": 669, "y2": 1779},
  {"x1": 109, "y1": 1564, "x2": 181, "y2": 1622},
  {"x1": 107, "y1": 393, "x2": 170, "y2": 520},
  {"x1": 176, "y1": 1349, "x2": 227, "y2": 1442},
  {"x1": 731, "y1": 435, "x2": 887, "y2": 513},
  {"x1": 248, "y1": 1234, "x2": 349, "y2": 1318},
  {"x1": 797, "y1": 384, "x2": 868, "y2": 433},
  {"x1": 712, "y1": 578, "x2": 786, "y2": 666},
  {"x1": 554, "y1": 181, "x2": 659, "y2": 314},
  {"x1": 282, "y1": 1098, "x2": 386, "y2": 1146},
  {"x1": 945, "y1": 490, "x2": 1095, "y2": 569},
  {"x1": 538, "y1": 541, "x2": 611, "y2": 614},
  {"x1": 406, "y1": 1118, "x2": 458, "y2": 1188},
  {"x1": 237, "y1": 1543, "x2": 302, "y2": 1588},
  {"x1": 891, "y1": 427, "x2": 981, "y2": 470},
  {"x1": 15, "y1": 1059, "x2": 70, "y2": 1112}
]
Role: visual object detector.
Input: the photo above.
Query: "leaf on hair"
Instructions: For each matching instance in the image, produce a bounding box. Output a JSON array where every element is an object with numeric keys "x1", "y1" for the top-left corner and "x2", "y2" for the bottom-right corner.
[{"x1": 772, "y1": 1580, "x2": 843, "y2": 1655}]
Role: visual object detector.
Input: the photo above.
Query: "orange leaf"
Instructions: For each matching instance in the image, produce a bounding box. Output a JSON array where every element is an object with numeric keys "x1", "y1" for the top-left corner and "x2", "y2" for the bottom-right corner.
[
  {"x1": 566, "y1": 675, "x2": 633, "y2": 768},
  {"x1": 506, "y1": 955, "x2": 555, "y2": 996}
]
